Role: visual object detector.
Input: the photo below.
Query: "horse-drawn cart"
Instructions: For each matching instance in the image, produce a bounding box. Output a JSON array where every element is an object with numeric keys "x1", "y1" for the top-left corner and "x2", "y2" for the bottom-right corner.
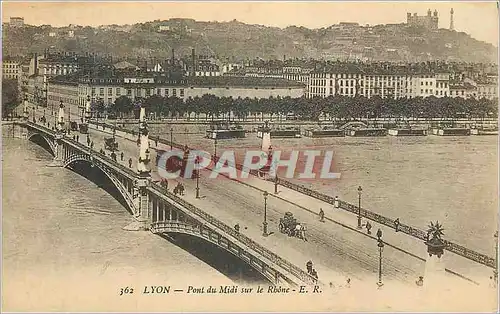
[
  {"x1": 279, "y1": 212, "x2": 306, "y2": 240},
  {"x1": 104, "y1": 137, "x2": 118, "y2": 151}
]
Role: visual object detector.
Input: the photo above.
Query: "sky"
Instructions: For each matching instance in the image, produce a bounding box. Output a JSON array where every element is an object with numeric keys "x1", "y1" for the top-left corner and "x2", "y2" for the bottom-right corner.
[{"x1": 2, "y1": 1, "x2": 499, "y2": 47}]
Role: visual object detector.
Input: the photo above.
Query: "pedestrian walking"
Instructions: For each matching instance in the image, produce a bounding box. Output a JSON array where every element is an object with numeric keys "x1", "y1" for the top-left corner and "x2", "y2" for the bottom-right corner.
[
  {"x1": 416, "y1": 276, "x2": 423, "y2": 287},
  {"x1": 234, "y1": 223, "x2": 240, "y2": 233},
  {"x1": 365, "y1": 221, "x2": 372, "y2": 234},
  {"x1": 306, "y1": 261, "x2": 313, "y2": 274},
  {"x1": 319, "y1": 208, "x2": 325, "y2": 222},
  {"x1": 128, "y1": 158, "x2": 132, "y2": 168},
  {"x1": 311, "y1": 269, "x2": 318, "y2": 280},
  {"x1": 76, "y1": 135, "x2": 79, "y2": 142},
  {"x1": 334, "y1": 196, "x2": 339, "y2": 208},
  {"x1": 120, "y1": 152, "x2": 124, "y2": 161},
  {"x1": 155, "y1": 136, "x2": 159, "y2": 147},
  {"x1": 394, "y1": 218, "x2": 400, "y2": 232}
]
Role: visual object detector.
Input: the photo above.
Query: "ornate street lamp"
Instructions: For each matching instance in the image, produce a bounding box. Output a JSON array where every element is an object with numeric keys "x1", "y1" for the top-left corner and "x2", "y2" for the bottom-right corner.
[
  {"x1": 170, "y1": 127, "x2": 174, "y2": 150},
  {"x1": 357, "y1": 186, "x2": 363, "y2": 229},
  {"x1": 214, "y1": 137, "x2": 218, "y2": 161},
  {"x1": 274, "y1": 175, "x2": 279, "y2": 194},
  {"x1": 494, "y1": 231, "x2": 498, "y2": 284},
  {"x1": 377, "y1": 228, "x2": 384, "y2": 288},
  {"x1": 195, "y1": 157, "x2": 200, "y2": 199},
  {"x1": 263, "y1": 191, "x2": 269, "y2": 237}
]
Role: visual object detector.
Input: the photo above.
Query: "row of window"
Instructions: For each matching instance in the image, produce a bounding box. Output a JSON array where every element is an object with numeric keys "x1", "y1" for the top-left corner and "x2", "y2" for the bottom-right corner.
[
  {"x1": 4, "y1": 64, "x2": 19, "y2": 68},
  {"x1": 3, "y1": 69, "x2": 19, "y2": 74},
  {"x1": 48, "y1": 95, "x2": 78, "y2": 105}
]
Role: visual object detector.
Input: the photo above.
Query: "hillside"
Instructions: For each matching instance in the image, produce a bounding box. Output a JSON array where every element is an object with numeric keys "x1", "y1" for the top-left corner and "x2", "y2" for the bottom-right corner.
[{"x1": 2, "y1": 18, "x2": 497, "y2": 63}]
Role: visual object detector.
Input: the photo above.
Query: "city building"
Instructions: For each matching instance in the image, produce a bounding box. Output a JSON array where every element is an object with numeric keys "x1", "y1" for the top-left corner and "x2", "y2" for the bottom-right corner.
[
  {"x1": 449, "y1": 83, "x2": 477, "y2": 99},
  {"x1": 47, "y1": 78, "x2": 79, "y2": 116},
  {"x1": 406, "y1": 9, "x2": 439, "y2": 30},
  {"x1": 306, "y1": 62, "x2": 453, "y2": 99},
  {"x1": 2, "y1": 57, "x2": 23, "y2": 80},
  {"x1": 9, "y1": 17, "x2": 24, "y2": 27},
  {"x1": 158, "y1": 25, "x2": 171, "y2": 32},
  {"x1": 46, "y1": 71, "x2": 305, "y2": 112}
]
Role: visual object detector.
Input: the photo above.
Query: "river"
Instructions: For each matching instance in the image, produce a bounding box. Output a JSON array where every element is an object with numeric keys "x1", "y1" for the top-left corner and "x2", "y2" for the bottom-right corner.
[{"x1": 1, "y1": 136, "x2": 239, "y2": 311}]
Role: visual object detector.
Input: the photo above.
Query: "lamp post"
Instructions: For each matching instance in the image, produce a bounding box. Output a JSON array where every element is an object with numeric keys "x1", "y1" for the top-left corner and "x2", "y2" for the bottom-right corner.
[
  {"x1": 170, "y1": 127, "x2": 173, "y2": 150},
  {"x1": 195, "y1": 157, "x2": 200, "y2": 199},
  {"x1": 376, "y1": 228, "x2": 384, "y2": 288},
  {"x1": 262, "y1": 191, "x2": 269, "y2": 237},
  {"x1": 274, "y1": 175, "x2": 279, "y2": 194},
  {"x1": 357, "y1": 186, "x2": 363, "y2": 229},
  {"x1": 32, "y1": 106, "x2": 35, "y2": 123},
  {"x1": 214, "y1": 137, "x2": 218, "y2": 161},
  {"x1": 494, "y1": 231, "x2": 498, "y2": 284}
]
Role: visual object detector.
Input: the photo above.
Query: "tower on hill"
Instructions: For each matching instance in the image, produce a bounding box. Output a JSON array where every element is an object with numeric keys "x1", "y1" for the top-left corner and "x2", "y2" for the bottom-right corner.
[
  {"x1": 450, "y1": 8, "x2": 454, "y2": 30},
  {"x1": 406, "y1": 9, "x2": 439, "y2": 30}
]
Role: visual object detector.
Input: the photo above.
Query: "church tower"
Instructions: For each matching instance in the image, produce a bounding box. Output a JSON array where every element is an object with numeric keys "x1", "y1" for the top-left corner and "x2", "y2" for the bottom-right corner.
[{"x1": 450, "y1": 8, "x2": 454, "y2": 30}]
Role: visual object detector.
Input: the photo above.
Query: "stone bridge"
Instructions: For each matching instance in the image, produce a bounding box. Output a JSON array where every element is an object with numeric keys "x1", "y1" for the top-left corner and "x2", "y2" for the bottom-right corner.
[{"x1": 12, "y1": 120, "x2": 319, "y2": 288}]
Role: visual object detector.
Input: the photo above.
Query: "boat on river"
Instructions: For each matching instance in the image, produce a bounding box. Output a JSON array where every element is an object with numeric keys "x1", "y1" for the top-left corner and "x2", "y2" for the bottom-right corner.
[{"x1": 205, "y1": 121, "x2": 246, "y2": 140}]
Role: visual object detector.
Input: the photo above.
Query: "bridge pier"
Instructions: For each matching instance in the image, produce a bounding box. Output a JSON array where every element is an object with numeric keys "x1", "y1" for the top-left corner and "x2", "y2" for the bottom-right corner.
[
  {"x1": 48, "y1": 133, "x2": 65, "y2": 167},
  {"x1": 12, "y1": 122, "x2": 28, "y2": 139}
]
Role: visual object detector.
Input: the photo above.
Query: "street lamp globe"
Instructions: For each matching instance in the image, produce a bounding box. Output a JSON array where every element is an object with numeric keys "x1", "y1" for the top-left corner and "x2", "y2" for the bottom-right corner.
[{"x1": 358, "y1": 185, "x2": 362, "y2": 194}]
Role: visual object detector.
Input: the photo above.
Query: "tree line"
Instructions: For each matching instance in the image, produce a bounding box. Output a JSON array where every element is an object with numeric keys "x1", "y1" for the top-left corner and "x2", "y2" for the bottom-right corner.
[{"x1": 93, "y1": 93, "x2": 498, "y2": 121}]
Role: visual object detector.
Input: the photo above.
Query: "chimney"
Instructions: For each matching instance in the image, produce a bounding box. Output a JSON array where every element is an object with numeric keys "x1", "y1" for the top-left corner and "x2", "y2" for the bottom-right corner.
[
  {"x1": 191, "y1": 48, "x2": 196, "y2": 75},
  {"x1": 33, "y1": 52, "x2": 39, "y2": 76}
]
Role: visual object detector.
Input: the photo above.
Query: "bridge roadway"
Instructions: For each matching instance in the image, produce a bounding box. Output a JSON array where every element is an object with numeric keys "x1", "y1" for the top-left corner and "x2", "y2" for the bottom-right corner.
[{"x1": 33, "y1": 109, "x2": 490, "y2": 287}]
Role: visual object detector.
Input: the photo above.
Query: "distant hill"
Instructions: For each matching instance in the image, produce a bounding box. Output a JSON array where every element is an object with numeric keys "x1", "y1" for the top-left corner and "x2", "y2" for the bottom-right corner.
[{"x1": 2, "y1": 18, "x2": 497, "y2": 63}]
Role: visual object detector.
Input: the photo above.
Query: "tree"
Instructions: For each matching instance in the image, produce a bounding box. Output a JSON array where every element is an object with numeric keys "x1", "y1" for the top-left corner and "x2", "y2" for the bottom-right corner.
[
  {"x1": 111, "y1": 96, "x2": 133, "y2": 118},
  {"x1": 2, "y1": 79, "x2": 19, "y2": 119},
  {"x1": 91, "y1": 98, "x2": 106, "y2": 118}
]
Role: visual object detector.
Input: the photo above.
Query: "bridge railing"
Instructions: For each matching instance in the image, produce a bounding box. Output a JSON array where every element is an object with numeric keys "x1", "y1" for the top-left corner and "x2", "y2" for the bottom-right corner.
[
  {"x1": 85, "y1": 121, "x2": 496, "y2": 269},
  {"x1": 148, "y1": 183, "x2": 319, "y2": 286},
  {"x1": 27, "y1": 121, "x2": 139, "y2": 179},
  {"x1": 273, "y1": 177, "x2": 496, "y2": 269}
]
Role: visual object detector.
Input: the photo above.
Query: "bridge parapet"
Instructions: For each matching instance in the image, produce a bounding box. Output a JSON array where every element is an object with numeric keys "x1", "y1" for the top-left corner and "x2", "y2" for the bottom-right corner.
[
  {"x1": 151, "y1": 220, "x2": 297, "y2": 286},
  {"x1": 272, "y1": 177, "x2": 496, "y2": 269},
  {"x1": 148, "y1": 183, "x2": 320, "y2": 287}
]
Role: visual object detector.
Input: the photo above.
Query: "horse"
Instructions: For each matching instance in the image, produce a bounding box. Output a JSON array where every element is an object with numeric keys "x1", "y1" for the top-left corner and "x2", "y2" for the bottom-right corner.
[{"x1": 295, "y1": 224, "x2": 307, "y2": 241}]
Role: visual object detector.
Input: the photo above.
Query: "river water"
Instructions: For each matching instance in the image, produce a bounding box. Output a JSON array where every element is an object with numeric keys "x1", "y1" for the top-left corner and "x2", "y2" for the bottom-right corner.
[{"x1": 1, "y1": 136, "x2": 236, "y2": 311}]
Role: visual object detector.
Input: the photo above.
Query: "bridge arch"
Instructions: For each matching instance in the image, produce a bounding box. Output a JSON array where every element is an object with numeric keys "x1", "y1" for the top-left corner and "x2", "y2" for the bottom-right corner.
[
  {"x1": 27, "y1": 131, "x2": 56, "y2": 156},
  {"x1": 151, "y1": 221, "x2": 293, "y2": 286},
  {"x1": 339, "y1": 121, "x2": 367, "y2": 130},
  {"x1": 64, "y1": 155, "x2": 138, "y2": 216}
]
